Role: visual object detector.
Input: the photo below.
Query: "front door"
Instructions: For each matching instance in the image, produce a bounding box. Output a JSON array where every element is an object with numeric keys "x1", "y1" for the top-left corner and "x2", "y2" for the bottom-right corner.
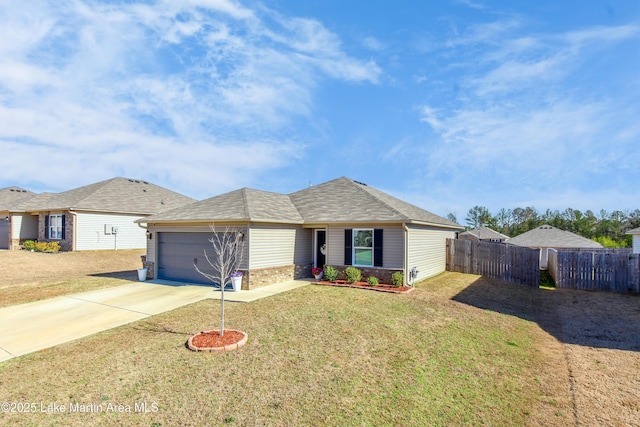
[{"x1": 315, "y1": 230, "x2": 326, "y2": 268}]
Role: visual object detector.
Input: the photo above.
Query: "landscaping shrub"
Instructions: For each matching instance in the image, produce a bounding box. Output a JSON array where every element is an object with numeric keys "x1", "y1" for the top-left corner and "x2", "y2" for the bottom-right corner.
[
  {"x1": 391, "y1": 271, "x2": 404, "y2": 287},
  {"x1": 323, "y1": 265, "x2": 339, "y2": 282},
  {"x1": 345, "y1": 267, "x2": 362, "y2": 284},
  {"x1": 367, "y1": 276, "x2": 379, "y2": 286},
  {"x1": 22, "y1": 240, "x2": 37, "y2": 251},
  {"x1": 23, "y1": 240, "x2": 60, "y2": 253}
]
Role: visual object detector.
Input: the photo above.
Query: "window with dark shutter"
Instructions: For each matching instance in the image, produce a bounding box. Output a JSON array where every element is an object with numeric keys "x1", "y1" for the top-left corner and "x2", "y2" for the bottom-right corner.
[
  {"x1": 344, "y1": 229, "x2": 352, "y2": 265},
  {"x1": 374, "y1": 229, "x2": 383, "y2": 267}
]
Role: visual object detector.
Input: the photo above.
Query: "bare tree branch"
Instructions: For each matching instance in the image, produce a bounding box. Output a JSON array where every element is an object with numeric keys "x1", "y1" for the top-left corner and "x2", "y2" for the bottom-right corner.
[{"x1": 193, "y1": 223, "x2": 245, "y2": 336}]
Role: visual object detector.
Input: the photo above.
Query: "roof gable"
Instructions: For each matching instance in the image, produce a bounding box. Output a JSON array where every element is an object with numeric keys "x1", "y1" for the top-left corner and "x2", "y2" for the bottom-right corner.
[
  {"x1": 21, "y1": 178, "x2": 195, "y2": 215},
  {"x1": 0, "y1": 187, "x2": 37, "y2": 211},
  {"x1": 507, "y1": 225, "x2": 603, "y2": 248},
  {"x1": 289, "y1": 177, "x2": 460, "y2": 227},
  {"x1": 143, "y1": 188, "x2": 304, "y2": 224},
  {"x1": 460, "y1": 226, "x2": 509, "y2": 240}
]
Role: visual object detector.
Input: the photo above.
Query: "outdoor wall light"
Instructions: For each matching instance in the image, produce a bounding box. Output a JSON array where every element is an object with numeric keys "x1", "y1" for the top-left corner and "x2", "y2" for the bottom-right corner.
[
  {"x1": 237, "y1": 231, "x2": 245, "y2": 241},
  {"x1": 146, "y1": 230, "x2": 153, "y2": 240}
]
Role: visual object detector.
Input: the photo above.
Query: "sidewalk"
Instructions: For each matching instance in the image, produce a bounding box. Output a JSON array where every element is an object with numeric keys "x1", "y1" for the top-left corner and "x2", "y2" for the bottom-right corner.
[{"x1": 0, "y1": 279, "x2": 312, "y2": 362}]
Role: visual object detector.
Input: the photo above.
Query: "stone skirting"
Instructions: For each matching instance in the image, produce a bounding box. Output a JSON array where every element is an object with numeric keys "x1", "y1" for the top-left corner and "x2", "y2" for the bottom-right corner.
[{"x1": 244, "y1": 263, "x2": 312, "y2": 289}]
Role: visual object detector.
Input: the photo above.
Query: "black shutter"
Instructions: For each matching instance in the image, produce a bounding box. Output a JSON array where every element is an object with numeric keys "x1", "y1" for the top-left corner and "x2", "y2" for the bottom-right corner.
[
  {"x1": 44, "y1": 215, "x2": 49, "y2": 239},
  {"x1": 61, "y1": 215, "x2": 66, "y2": 239},
  {"x1": 374, "y1": 229, "x2": 383, "y2": 267},
  {"x1": 344, "y1": 229, "x2": 352, "y2": 265}
]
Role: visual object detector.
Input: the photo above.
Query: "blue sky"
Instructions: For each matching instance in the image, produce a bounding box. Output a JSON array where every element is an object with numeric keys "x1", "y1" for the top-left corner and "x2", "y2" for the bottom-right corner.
[{"x1": 1, "y1": 0, "x2": 639, "y2": 220}]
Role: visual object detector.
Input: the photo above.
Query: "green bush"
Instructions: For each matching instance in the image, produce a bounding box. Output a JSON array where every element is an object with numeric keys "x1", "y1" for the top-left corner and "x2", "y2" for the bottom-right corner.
[
  {"x1": 23, "y1": 240, "x2": 37, "y2": 251},
  {"x1": 345, "y1": 267, "x2": 362, "y2": 284},
  {"x1": 367, "y1": 276, "x2": 379, "y2": 286},
  {"x1": 323, "y1": 265, "x2": 339, "y2": 282},
  {"x1": 22, "y1": 240, "x2": 60, "y2": 253},
  {"x1": 391, "y1": 271, "x2": 404, "y2": 287}
]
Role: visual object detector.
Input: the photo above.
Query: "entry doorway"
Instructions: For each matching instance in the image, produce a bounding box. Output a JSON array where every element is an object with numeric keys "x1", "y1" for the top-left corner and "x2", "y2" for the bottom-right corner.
[{"x1": 315, "y1": 230, "x2": 326, "y2": 268}]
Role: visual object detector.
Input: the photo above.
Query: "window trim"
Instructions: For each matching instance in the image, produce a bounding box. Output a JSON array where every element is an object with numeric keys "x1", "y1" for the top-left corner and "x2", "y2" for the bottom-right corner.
[
  {"x1": 48, "y1": 214, "x2": 64, "y2": 240},
  {"x1": 352, "y1": 228, "x2": 374, "y2": 267}
]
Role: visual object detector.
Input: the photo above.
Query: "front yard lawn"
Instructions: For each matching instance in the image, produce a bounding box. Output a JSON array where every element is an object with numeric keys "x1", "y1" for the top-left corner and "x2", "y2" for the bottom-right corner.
[{"x1": 0, "y1": 272, "x2": 571, "y2": 426}]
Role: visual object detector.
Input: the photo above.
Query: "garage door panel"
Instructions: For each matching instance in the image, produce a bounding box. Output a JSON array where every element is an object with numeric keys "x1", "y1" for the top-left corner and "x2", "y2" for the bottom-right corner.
[
  {"x1": 0, "y1": 220, "x2": 9, "y2": 249},
  {"x1": 158, "y1": 232, "x2": 219, "y2": 285}
]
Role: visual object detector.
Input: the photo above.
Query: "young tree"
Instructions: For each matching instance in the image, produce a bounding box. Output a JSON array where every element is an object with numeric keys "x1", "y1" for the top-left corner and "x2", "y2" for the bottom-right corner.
[
  {"x1": 193, "y1": 224, "x2": 245, "y2": 336},
  {"x1": 465, "y1": 206, "x2": 492, "y2": 229}
]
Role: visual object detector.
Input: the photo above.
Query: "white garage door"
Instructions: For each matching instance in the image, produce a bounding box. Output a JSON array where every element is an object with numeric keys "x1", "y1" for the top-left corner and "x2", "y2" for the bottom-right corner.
[
  {"x1": 157, "y1": 232, "x2": 219, "y2": 285},
  {"x1": 0, "y1": 219, "x2": 9, "y2": 249}
]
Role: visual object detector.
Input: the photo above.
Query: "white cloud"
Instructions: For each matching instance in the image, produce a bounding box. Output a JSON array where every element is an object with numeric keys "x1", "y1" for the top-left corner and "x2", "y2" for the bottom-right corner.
[
  {"x1": 416, "y1": 17, "x2": 640, "y2": 212},
  {"x1": 0, "y1": 0, "x2": 380, "y2": 198}
]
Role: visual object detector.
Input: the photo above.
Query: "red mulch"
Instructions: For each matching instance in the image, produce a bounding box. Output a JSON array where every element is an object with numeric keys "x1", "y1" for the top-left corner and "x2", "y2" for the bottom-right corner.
[
  {"x1": 314, "y1": 280, "x2": 414, "y2": 294},
  {"x1": 191, "y1": 330, "x2": 245, "y2": 348}
]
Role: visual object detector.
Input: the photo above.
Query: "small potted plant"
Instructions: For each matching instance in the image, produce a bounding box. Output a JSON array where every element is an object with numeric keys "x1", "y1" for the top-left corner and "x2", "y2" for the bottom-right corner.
[
  {"x1": 230, "y1": 271, "x2": 243, "y2": 292},
  {"x1": 312, "y1": 267, "x2": 324, "y2": 281}
]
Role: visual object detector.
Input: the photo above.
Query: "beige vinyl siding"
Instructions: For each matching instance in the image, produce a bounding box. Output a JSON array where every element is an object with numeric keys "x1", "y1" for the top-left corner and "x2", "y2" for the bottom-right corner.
[
  {"x1": 407, "y1": 225, "x2": 457, "y2": 281},
  {"x1": 74, "y1": 212, "x2": 147, "y2": 251},
  {"x1": 326, "y1": 224, "x2": 403, "y2": 268},
  {"x1": 14, "y1": 214, "x2": 38, "y2": 240},
  {"x1": 249, "y1": 224, "x2": 311, "y2": 269}
]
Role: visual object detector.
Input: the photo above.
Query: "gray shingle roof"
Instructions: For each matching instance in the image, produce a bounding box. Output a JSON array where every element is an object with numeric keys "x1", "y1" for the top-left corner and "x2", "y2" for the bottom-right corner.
[
  {"x1": 20, "y1": 178, "x2": 195, "y2": 215},
  {"x1": 459, "y1": 226, "x2": 509, "y2": 240},
  {"x1": 142, "y1": 177, "x2": 462, "y2": 228},
  {"x1": 507, "y1": 225, "x2": 603, "y2": 249},
  {"x1": 626, "y1": 227, "x2": 640, "y2": 235},
  {"x1": 289, "y1": 177, "x2": 460, "y2": 227},
  {"x1": 142, "y1": 188, "x2": 304, "y2": 224},
  {"x1": 0, "y1": 187, "x2": 37, "y2": 211}
]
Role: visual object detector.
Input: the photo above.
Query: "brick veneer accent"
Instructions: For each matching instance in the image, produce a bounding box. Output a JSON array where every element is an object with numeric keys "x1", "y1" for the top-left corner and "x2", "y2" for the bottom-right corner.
[
  {"x1": 140, "y1": 255, "x2": 155, "y2": 280},
  {"x1": 38, "y1": 212, "x2": 74, "y2": 251},
  {"x1": 244, "y1": 263, "x2": 312, "y2": 289}
]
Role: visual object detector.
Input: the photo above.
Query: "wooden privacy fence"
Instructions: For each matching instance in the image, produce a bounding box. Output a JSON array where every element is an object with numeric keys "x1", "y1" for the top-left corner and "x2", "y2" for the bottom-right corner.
[
  {"x1": 549, "y1": 249, "x2": 640, "y2": 293},
  {"x1": 446, "y1": 239, "x2": 540, "y2": 287}
]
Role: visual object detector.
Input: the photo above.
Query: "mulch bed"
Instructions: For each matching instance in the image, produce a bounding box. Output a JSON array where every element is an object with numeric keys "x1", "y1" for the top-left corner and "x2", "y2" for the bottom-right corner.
[
  {"x1": 314, "y1": 280, "x2": 414, "y2": 294},
  {"x1": 187, "y1": 329, "x2": 248, "y2": 353}
]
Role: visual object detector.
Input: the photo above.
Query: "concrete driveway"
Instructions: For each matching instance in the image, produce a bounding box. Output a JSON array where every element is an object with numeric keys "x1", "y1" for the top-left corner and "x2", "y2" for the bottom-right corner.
[{"x1": 0, "y1": 279, "x2": 311, "y2": 362}]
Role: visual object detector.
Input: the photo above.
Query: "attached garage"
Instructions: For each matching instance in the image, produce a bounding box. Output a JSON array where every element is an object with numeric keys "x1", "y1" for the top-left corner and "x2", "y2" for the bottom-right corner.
[
  {"x1": 0, "y1": 218, "x2": 8, "y2": 249},
  {"x1": 157, "y1": 232, "x2": 218, "y2": 285}
]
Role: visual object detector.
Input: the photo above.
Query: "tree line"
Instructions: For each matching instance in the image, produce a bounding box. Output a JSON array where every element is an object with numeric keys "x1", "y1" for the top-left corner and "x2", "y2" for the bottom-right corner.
[{"x1": 447, "y1": 206, "x2": 640, "y2": 248}]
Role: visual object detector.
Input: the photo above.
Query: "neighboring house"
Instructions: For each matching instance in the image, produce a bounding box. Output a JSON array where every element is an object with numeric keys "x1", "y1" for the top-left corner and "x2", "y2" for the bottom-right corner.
[
  {"x1": 9, "y1": 178, "x2": 195, "y2": 251},
  {"x1": 625, "y1": 227, "x2": 640, "y2": 254},
  {"x1": 138, "y1": 177, "x2": 463, "y2": 288},
  {"x1": 507, "y1": 224, "x2": 603, "y2": 268},
  {"x1": 0, "y1": 187, "x2": 39, "y2": 250},
  {"x1": 458, "y1": 226, "x2": 509, "y2": 243}
]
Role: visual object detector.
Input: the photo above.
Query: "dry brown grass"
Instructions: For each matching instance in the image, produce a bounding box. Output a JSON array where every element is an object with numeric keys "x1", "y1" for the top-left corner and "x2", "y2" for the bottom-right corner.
[
  {"x1": 0, "y1": 249, "x2": 144, "y2": 307},
  {"x1": 0, "y1": 271, "x2": 573, "y2": 426},
  {"x1": 0, "y1": 250, "x2": 638, "y2": 426}
]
